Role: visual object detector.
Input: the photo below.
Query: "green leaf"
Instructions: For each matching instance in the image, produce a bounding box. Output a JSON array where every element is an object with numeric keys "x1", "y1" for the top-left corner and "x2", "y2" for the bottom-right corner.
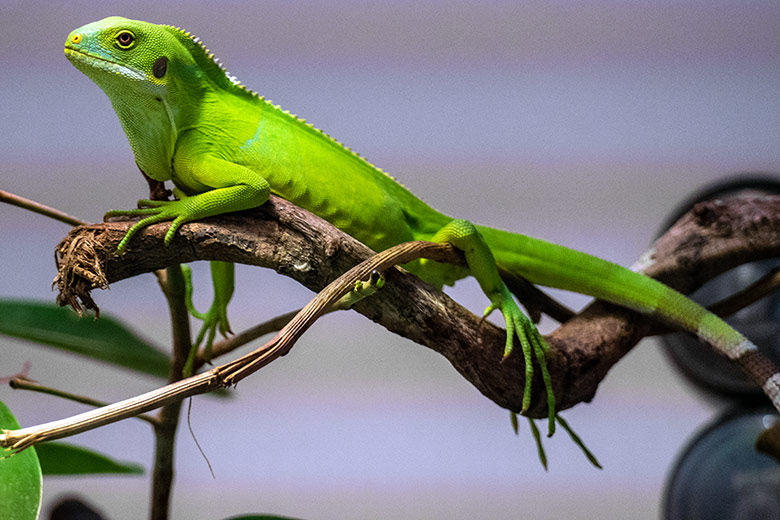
[
  {"x1": 0, "y1": 401, "x2": 42, "y2": 520},
  {"x1": 0, "y1": 299, "x2": 169, "y2": 378},
  {"x1": 36, "y1": 442, "x2": 144, "y2": 476}
]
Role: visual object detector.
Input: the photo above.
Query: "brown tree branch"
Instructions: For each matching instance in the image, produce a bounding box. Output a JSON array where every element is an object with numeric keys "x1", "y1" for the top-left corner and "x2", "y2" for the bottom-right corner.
[{"x1": 48, "y1": 195, "x2": 780, "y2": 417}]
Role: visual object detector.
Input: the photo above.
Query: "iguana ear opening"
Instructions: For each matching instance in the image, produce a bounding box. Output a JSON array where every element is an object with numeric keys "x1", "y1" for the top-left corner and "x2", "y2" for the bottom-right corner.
[{"x1": 153, "y1": 57, "x2": 168, "y2": 79}]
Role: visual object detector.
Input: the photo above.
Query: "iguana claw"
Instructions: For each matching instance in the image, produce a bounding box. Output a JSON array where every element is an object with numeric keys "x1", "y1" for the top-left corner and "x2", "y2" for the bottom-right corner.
[{"x1": 487, "y1": 286, "x2": 555, "y2": 435}]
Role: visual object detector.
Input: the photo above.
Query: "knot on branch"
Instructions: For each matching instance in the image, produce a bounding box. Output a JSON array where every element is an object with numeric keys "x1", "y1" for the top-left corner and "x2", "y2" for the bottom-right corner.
[{"x1": 53, "y1": 227, "x2": 110, "y2": 316}]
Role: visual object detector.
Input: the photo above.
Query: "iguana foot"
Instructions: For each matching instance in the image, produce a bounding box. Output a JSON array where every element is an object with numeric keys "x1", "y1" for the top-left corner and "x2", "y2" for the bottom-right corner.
[
  {"x1": 104, "y1": 198, "x2": 198, "y2": 253},
  {"x1": 512, "y1": 412, "x2": 602, "y2": 469},
  {"x1": 193, "y1": 302, "x2": 232, "y2": 362},
  {"x1": 331, "y1": 270, "x2": 385, "y2": 311},
  {"x1": 486, "y1": 285, "x2": 555, "y2": 435},
  {"x1": 182, "y1": 264, "x2": 233, "y2": 364}
]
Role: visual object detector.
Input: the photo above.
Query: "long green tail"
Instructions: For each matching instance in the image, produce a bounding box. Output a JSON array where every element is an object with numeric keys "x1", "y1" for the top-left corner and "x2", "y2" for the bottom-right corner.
[{"x1": 478, "y1": 225, "x2": 780, "y2": 411}]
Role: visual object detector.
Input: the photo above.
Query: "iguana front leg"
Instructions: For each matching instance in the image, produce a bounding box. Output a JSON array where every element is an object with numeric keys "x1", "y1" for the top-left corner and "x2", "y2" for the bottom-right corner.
[
  {"x1": 105, "y1": 180, "x2": 269, "y2": 254},
  {"x1": 432, "y1": 219, "x2": 555, "y2": 434}
]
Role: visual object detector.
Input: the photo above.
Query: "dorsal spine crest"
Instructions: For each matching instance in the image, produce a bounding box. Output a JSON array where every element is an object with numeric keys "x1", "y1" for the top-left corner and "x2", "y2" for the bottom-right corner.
[{"x1": 163, "y1": 23, "x2": 409, "y2": 189}]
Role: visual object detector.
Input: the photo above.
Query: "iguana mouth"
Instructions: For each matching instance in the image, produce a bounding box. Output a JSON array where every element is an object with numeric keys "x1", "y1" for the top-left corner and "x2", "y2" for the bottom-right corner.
[
  {"x1": 64, "y1": 47, "x2": 145, "y2": 81},
  {"x1": 64, "y1": 46, "x2": 114, "y2": 65}
]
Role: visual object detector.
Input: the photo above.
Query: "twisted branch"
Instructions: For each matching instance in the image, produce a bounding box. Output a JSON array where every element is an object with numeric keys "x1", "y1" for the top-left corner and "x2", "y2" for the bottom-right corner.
[
  {"x1": 3, "y1": 194, "x2": 780, "y2": 451},
  {"x1": 50, "y1": 195, "x2": 780, "y2": 414}
]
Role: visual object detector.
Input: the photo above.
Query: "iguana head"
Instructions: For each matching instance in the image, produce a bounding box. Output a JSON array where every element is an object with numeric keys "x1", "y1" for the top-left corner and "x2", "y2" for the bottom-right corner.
[
  {"x1": 65, "y1": 16, "x2": 250, "y2": 181},
  {"x1": 64, "y1": 17, "x2": 189, "y2": 105}
]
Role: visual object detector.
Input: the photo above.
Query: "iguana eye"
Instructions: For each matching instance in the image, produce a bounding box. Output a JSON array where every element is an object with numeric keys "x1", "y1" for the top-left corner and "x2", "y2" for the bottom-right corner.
[{"x1": 115, "y1": 31, "x2": 135, "y2": 49}]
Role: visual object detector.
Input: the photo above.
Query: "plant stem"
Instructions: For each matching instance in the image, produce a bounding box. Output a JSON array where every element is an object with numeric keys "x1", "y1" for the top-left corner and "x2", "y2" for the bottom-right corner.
[
  {"x1": 151, "y1": 265, "x2": 192, "y2": 520},
  {"x1": 0, "y1": 189, "x2": 87, "y2": 226},
  {"x1": 8, "y1": 378, "x2": 159, "y2": 426},
  {"x1": 152, "y1": 401, "x2": 182, "y2": 520}
]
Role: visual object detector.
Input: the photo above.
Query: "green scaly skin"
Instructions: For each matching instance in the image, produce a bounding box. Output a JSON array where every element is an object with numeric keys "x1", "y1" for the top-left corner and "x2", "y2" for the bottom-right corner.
[{"x1": 65, "y1": 17, "x2": 780, "y2": 464}]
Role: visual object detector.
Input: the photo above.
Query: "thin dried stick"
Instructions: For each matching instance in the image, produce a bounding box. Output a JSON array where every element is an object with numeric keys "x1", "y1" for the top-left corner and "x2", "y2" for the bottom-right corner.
[
  {"x1": 0, "y1": 189, "x2": 87, "y2": 226},
  {"x1": 194, "y1": 309, "x2": 301, "y2": 368},
  {"x1": 8, "y1": 378, "x2": 159, "y2": 426},
  {"x1": 0, "y1": 241, "x2": 453, "y2": 452},
  {"x1": 708, "y1": 266, "x2": 780, "y2": 317}
]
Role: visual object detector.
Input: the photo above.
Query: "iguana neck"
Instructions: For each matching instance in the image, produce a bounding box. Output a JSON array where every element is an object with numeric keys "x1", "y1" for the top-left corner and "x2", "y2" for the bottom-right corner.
[
  {"x1": 106, "y1": 64, "x2": 211, "y2": 182},
  {"x1": 109, "y1": 93, "x2": 178, "y2": 181}
]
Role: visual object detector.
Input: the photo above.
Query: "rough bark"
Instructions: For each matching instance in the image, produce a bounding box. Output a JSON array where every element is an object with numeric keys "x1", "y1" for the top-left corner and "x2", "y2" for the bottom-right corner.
[{"x1": 54, "y1": 195, "x2": 780, "y2": 416}]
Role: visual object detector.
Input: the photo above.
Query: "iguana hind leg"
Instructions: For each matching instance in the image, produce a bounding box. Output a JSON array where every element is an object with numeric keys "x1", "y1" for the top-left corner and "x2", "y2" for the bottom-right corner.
[{"x1": 431, "y1": 219, "x2": 555, "y2": 434}]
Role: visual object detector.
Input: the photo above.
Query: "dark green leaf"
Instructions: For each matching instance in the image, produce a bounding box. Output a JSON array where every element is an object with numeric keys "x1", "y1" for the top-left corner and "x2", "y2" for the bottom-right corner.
[
  {"x1": 36, "y1": 442, "x2": 144, "y2": 476},
  {"x1": 0, "y1": 401, "x2": 42, "y2": 520},
  {"x1": 0, "y1": 299, "x2": 169, "y2": 378}
]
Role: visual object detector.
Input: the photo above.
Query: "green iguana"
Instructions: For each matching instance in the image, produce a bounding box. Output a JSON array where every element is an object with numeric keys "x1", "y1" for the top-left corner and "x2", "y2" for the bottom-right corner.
[{"x1": 64, "y1": 16, "x2": 780, "y2": 458}]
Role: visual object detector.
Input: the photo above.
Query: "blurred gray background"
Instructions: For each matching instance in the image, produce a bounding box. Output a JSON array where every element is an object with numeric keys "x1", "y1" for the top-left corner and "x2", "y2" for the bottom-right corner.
[{"x1": 2, "y1": 1, "x2": 780, "y2": 518}]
